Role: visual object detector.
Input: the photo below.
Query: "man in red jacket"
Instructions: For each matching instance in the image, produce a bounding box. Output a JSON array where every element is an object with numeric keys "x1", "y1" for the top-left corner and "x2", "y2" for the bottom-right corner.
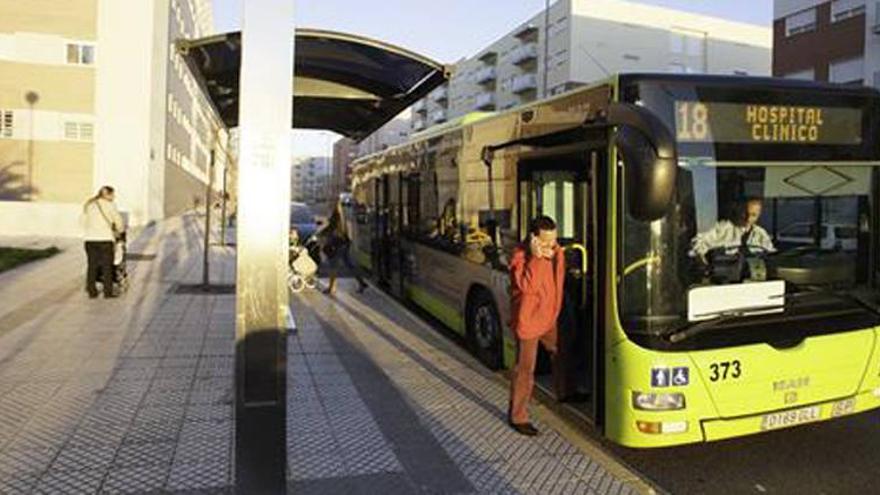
[{"x1": 508, "y1": 215, "x2": 566, "y2": 436}]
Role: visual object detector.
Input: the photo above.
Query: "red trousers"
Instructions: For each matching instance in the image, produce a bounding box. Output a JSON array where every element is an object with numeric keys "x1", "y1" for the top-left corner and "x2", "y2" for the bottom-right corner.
[{"x1": 509, "y1": 327, "x2": 559, "y2": 425}]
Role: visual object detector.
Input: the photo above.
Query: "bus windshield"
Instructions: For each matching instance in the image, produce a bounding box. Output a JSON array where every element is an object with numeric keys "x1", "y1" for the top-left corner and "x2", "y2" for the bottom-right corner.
[{"x1": 618, "y1": 78, "x2": 880, "y2": 346}]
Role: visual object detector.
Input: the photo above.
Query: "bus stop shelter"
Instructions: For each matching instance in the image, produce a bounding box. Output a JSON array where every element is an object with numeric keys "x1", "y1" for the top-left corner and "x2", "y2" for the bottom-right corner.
[
  {"x1": 179, "y1": 23, "x2": 447, "y2": 493},
  {"x1": 179, "y1": 28, "x2": 448, "y2": 139}
]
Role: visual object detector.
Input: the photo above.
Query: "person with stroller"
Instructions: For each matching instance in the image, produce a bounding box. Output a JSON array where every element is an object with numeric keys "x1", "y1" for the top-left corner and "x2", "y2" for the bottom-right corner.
[
  {"x1": 80, "y1": 186, "x2": 125, "y2": 299},
  {"x1": 319, "y1": 200, "x2": 367, "y2": 296}
]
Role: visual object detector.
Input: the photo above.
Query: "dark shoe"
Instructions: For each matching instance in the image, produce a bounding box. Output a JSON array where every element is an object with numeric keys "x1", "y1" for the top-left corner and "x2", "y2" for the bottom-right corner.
[
  {"x1": 509, "y1": 422, "x2": 539, "y2": 436},
  {"x1": 104, "y1": 293, "x2": 119, "y2": 299},
  {"x1": 88, "y1": 292, "x2": 99, "y2": 299}
]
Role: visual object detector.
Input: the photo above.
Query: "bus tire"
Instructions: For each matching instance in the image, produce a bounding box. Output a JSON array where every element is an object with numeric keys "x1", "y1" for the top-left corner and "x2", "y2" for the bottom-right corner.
[{"x1": 467, "y1": 290, "x2": 503, "y2": 370}]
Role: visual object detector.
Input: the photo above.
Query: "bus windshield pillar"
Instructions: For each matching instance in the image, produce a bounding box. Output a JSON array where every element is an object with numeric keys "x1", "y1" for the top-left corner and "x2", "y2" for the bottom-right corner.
[{"x1": 234, "y1": 1, "x2": 294, "y2": 493}]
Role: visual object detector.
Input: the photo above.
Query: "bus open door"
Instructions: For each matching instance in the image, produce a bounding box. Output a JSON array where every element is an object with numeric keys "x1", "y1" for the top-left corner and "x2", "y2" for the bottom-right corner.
[{"x1": 517, "y1": 147, "x2": 602, "y2": 422}]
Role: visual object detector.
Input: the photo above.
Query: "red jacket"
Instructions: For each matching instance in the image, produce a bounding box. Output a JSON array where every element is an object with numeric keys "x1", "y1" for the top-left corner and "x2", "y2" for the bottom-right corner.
[{"x1": 509, "y1": 245, "x2": 565, "y2": 340}]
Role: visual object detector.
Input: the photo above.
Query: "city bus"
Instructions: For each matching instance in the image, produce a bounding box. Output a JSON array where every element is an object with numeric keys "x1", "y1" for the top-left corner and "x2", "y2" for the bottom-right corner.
[{"x1": 346, "y1": 73, "x2": 880, "y2": 448}]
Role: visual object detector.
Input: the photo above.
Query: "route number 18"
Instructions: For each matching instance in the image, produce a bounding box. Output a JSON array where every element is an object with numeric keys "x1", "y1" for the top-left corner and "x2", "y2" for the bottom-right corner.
[{"x1": 676, "y1": 102, "x2": 710, "y2": 141}]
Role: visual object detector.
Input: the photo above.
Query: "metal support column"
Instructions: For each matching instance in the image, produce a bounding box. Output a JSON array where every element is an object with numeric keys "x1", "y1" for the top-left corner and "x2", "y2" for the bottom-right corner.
[
  {"x1": 202, "y1": 149, "x2": 215, "y2": 287},
  {"x1": 234, "y1": 1, "x2": 294, "y2": 493},
  {"x1": 221, "y1": 164, "x2": 229, "y2": 246}
]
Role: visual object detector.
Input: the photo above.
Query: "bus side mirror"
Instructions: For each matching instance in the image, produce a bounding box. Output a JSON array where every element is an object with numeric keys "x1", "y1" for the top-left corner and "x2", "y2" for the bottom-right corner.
[{"x1": 615, "y1": 125, "x2": 677, "y2": 222}]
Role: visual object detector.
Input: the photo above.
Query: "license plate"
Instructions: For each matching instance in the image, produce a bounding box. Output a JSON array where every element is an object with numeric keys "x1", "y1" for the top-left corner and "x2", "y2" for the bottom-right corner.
[{"x1": 760, "y1": 405, "x2": 821, "y2": 431}]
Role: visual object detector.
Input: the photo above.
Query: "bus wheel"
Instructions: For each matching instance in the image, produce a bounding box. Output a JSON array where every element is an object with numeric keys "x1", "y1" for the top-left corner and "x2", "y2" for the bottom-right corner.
[{"x1": 467, "y1": 291, "x2": 502, "y2": 370}]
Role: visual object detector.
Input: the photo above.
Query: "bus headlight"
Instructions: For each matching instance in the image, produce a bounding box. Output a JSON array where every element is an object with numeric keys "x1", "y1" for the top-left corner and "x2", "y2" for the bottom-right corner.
[{"x1": 632, "y1": 391, "x2": 686, "y2": 411}]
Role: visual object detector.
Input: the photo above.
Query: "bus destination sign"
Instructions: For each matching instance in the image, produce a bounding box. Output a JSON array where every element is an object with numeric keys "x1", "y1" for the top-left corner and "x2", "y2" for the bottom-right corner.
[{"x1": 674, "y1": 101, "x2": 863, "y2": 145}]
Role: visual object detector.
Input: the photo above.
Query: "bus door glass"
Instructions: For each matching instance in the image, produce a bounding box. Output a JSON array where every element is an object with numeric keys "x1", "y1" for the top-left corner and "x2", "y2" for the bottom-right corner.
[
  {"x1": 518, "y1": 154, "x2": 594, "y2": 414},
  {"x1": 374, "y1": 176, "x2": 393, "y2": 284}
]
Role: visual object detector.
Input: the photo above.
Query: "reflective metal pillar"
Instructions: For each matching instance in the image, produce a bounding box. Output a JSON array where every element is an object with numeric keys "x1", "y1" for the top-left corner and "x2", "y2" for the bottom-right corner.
[{"x1": 234, "y1": 1, "x2": 294, "y2": 493}]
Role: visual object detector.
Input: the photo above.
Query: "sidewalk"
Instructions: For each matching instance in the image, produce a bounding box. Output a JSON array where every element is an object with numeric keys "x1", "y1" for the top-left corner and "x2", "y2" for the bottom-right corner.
[
  {"x1": 0, "y1": 214, "x2": 649, "y2": 494},
  {"x1": 0, "y1": 214, "x2": 236, "y2": 494},
  {"x1": 288, "y1": 282, "x2": 650, "y2": 494}
]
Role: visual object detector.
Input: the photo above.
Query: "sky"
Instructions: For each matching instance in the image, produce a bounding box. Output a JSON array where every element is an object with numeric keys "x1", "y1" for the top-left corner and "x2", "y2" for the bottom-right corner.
[{"x1": 210, "y1": 0, "x2": 774, "y2": 157}]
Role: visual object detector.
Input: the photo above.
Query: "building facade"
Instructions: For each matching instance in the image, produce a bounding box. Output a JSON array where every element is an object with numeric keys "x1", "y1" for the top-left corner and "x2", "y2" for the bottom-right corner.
[
  {"x1": 331, "y1": 137, "x2": 357, "y2": 200},
  {"x1": 329, "y1": 114, "x2": 411, "y2": 196},
  {"x1": 773, "y1": 0, "x2": 872, "y2": 85},
  {"x1": 412, "y1": 0, "x2": 772, "y2": 132},
  {"x1": 291, "y1": 156, "x2": 331, "y2": 205},
  {"x1": 0, "y1": 0, "x2": 229, "y2": 237}
]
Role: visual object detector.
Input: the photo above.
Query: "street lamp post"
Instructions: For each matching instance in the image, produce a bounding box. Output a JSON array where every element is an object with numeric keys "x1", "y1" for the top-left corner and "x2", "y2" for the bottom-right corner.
[{"x1": 25, "y1": 91, "x2": 39, "y2": 200}]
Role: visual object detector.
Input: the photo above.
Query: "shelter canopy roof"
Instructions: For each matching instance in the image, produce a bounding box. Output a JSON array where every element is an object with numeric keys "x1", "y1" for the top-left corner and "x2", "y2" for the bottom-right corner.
[{"x1": 179, "y1": 29, "x2": 448, "y2": 141}]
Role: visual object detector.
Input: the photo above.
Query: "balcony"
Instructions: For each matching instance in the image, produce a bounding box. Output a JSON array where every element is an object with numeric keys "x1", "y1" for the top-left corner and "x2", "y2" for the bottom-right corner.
[
  {"x1": 430, "y1": 86, "x2": 449, "y2": 103},
  {"x1": 412, "y1": 99, "x2": 427, "y2": 114},
  {"x1": 431, "y1": 109, "x2": 448, "y2": 124},
  {"x1": 510, "y1": 42, "x2": 538, "y2": 65},
  {"x1": 475, "y1": 66, "x2": 497, "y2": 85},
  {"x1": 511, "y1": 74, "x2": 538, "y2": 94},
  {"x1": 474, "y1": 92, "x2": 496, "y2": 111},
  {"x1": 478, "y1": 50, "x2": 498, "y2": 64},
  {"x1": 514, "y1": 24, "x2": 539, "y2": 40}
]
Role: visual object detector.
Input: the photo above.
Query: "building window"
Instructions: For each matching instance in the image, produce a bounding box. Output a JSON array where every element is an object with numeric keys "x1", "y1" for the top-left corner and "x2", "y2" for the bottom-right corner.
[
  {"x1": 831, "y1": 0, "x2": 866, "y2": 23},
  {"x1": 783, "y1": 68, "x2": 816, "y2": 81},
  {"x1": 669, "y1": 32, "x2": 684, "y2": 54},
  {"x1": 66, "y1": 43, "x2": 95, "y2": 65},
  {"x1": 63, "y1": 122, "x2": 94, "y2": 141},
  {"x1": 0, "y1": 110, "x2": 13, "y2": 138},
  {"x1": 686, "y1": 35, "x2": 705, "y2": 57},
  {"x1": 785, "y1": 8, "x2": 817, "y2": 36},
  {"x1": 830, "y1": 56, "x2": 864, "y2": 84}
]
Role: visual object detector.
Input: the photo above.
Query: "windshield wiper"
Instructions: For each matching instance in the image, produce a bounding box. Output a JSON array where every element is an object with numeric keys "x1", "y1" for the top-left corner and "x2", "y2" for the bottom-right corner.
[
  {"x1": 665, "y1": 302, "x2": 791, "y2": 344},
  {"x1": 665, "y1": 290, "x2": 880, "y2": 344}
]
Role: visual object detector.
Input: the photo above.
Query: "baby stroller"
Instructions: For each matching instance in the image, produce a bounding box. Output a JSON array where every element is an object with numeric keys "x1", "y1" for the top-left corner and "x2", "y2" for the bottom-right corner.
[
  {"x1": 288, "y1": 231, "x2": 318, "y2": 293},
  {"x1": 95, "y1": 231, "x2": 129, "y2": 295},
  {"x1": 113, "y1": 231, "x2": 129, "y2": 293}
]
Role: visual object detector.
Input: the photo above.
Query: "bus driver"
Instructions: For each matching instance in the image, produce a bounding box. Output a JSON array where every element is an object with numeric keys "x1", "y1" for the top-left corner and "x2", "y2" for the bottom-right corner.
[{"x1": 690, "y1": 197, "x2": 776, "y2": 262}]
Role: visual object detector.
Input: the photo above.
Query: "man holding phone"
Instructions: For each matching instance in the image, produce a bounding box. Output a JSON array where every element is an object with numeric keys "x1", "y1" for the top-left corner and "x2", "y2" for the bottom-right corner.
[{"x1": 508, "y1": 215, "x2": 565, "y2": 436}]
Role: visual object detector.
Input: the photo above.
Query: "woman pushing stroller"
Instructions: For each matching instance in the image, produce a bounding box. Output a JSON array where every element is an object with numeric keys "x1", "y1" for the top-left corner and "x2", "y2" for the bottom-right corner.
[
  {"x1": 80, "y1": 186, "x2": 125, "y2": 299},
  {"x1": 319, "y1": 200, "x2": 367, "y2": 296}
]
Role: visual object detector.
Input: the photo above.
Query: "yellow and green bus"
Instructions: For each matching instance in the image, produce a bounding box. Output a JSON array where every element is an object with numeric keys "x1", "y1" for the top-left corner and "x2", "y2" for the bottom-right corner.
[{"x1": 347, "y1": 73, "x2": 880, "y2": 448}]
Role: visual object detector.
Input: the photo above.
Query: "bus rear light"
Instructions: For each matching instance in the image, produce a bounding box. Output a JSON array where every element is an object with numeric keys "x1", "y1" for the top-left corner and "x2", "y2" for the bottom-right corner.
[
  {"x1": 632, "y1": 391, "x2": 686, "y2": 411},
  {"x1": 636, "y1": 420, "x2": 688, "y2": 434}
]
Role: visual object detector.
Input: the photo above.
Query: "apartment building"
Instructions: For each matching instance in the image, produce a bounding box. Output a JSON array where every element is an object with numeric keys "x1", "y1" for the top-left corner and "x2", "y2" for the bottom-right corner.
[
  {"x1": 291, "y1": 156, "x2": 331, "y2": 204},
  {"x1": 329, "y1": 114, "x2": 411, "y2": 196},
  {"x1": 0, "y1": 0, "x2": 229, "y2": 237},
  {"x1": 774, "y1": 0, "x2": 875, "y2": 85},
  {"x1": 412, "y1": 0, "x2": 772, "y2": 132},
  {"x1": 331, "y1": 137, "x2": 358, "y2": 200}
]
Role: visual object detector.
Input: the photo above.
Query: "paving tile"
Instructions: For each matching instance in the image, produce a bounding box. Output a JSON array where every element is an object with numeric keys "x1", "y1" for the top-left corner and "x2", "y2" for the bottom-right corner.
[
  {"x1": 0, "y1": 447, "x2": 57, "y2": 476},
  {"x1": 51, "y1": 444, "x2": 118, "y2": 472},
  {"x1": 287, "y1": 451, "x2": 347, "y2": 480},
  {"x1": 102, "y1": 464, "x2": 168, "y2": 494},
  {"x1": 178, "y1": 419, "x2": 233, "y2": 443},
  {"x1": 32, "y1": 468, "x2": 105, "y2": 495},
  {"x1": 124, "y1": 420, "x2": 180, "y2": 444},
  {"x1": 0, "y1": 471, "x2": 39, "y2": 495},
  {"x1": 173, "y1": 438, "x2": 231, "y2": 465},
  {"x1": 113, "y1": 441, "x2": 176, "y2": 467},
  {"x1": 165, "y1": 461, "x2": 229, "y2": 491}
]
